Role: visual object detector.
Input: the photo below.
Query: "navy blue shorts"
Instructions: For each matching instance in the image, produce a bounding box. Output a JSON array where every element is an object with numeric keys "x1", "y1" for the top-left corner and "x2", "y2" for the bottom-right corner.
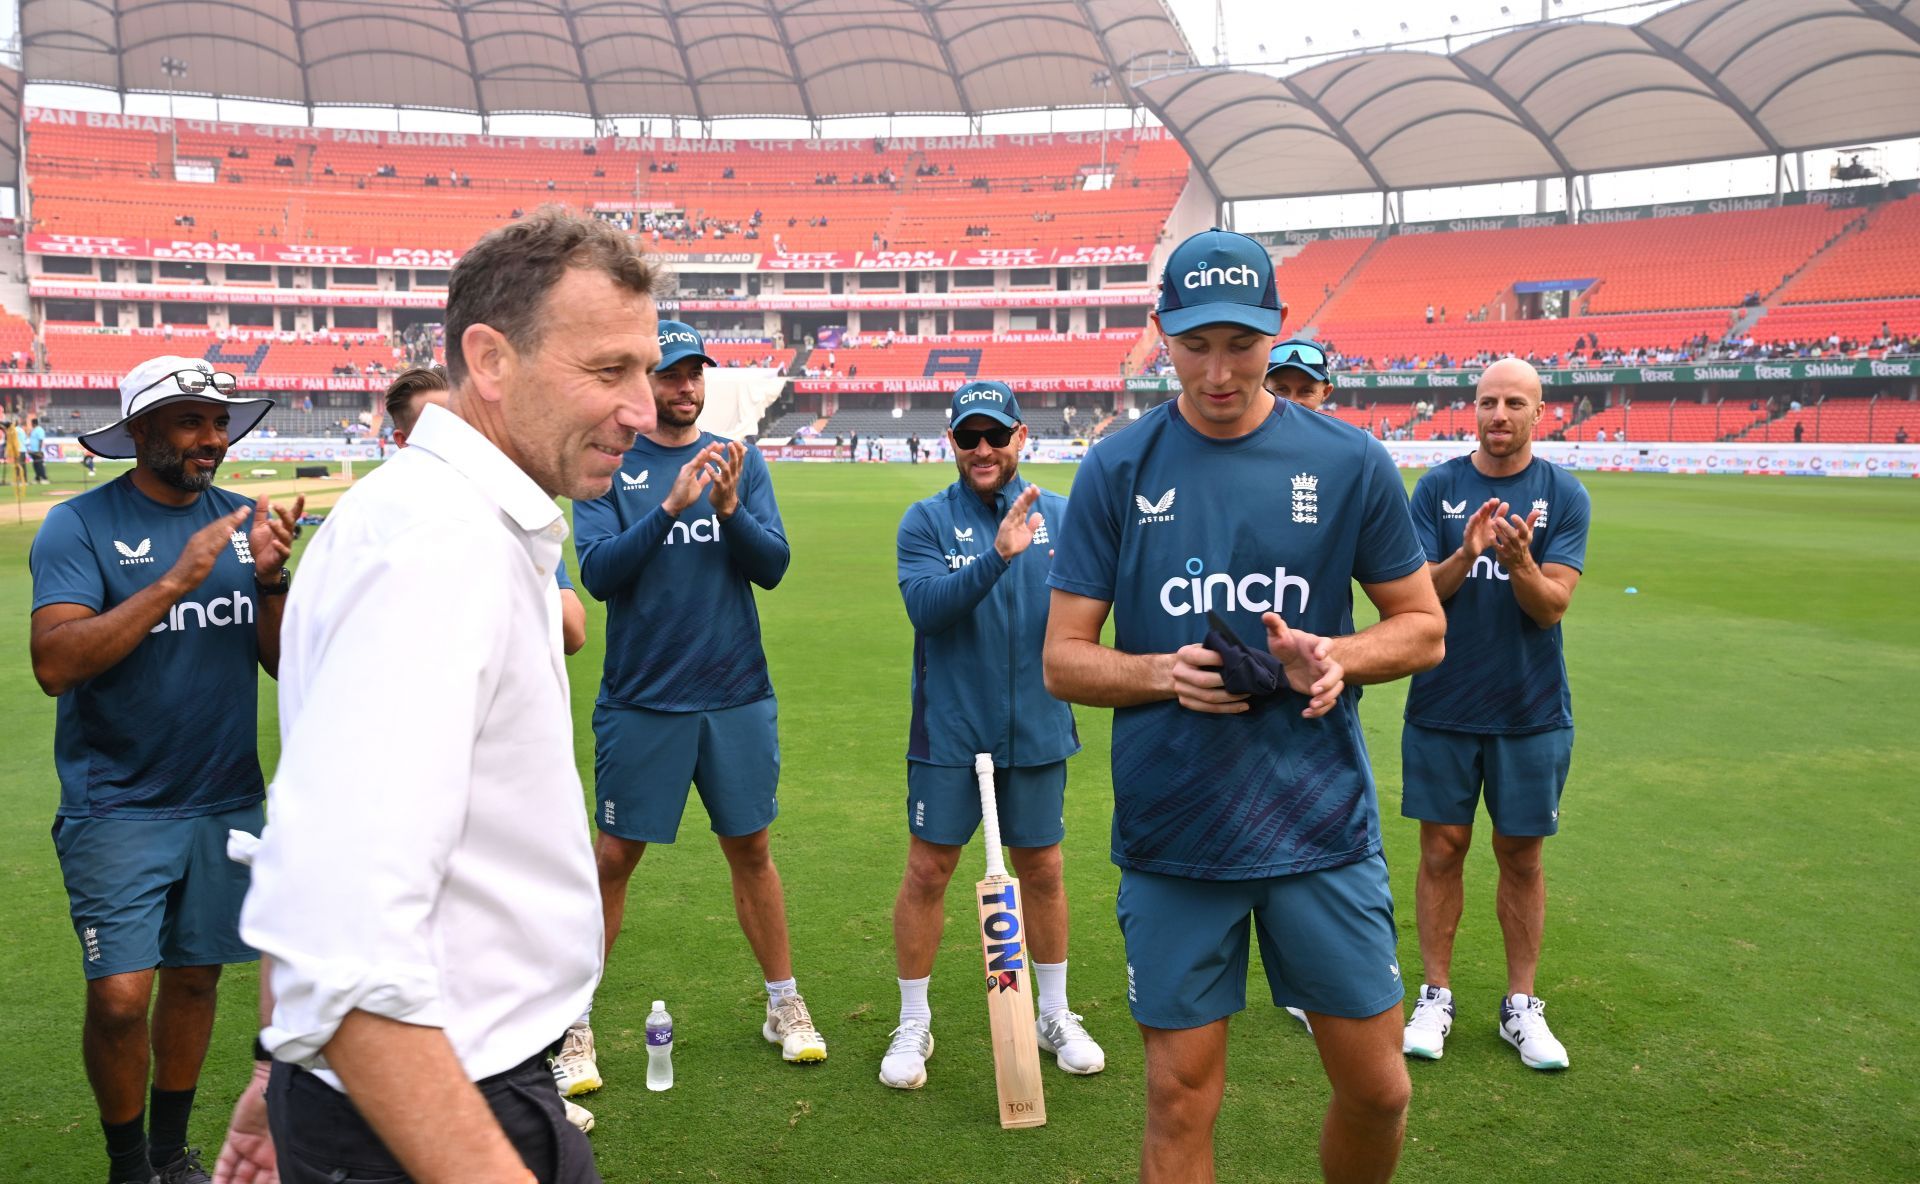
[
  {"x1": 1116, "y1": 854, "x2": 1404, "y2": 1029},
  {"x1": 1401, "y1": 723, "x2": 1574, "y2": 837},
  {"x1": 52, "y1": 803, "x2": 263, "y2": 980},
  {"x1": 592, "y1": 698, "x2": 780, "y2": 842},
  {"x1": 905, "y1": 760, "x2": 1067, "y2": 848}
]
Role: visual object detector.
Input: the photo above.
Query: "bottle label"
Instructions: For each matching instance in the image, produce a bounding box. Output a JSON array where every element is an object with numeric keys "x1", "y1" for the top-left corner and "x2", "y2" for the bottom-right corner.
[{"x1": 646, "y1": 1026, "x2": 673, "y2": 1047}]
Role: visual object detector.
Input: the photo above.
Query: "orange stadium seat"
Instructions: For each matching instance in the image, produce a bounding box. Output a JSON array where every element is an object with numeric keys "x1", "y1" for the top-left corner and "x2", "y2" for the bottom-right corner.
[{"x1": 1782, "y1": 195, "x2": 1920, "y2": 304}]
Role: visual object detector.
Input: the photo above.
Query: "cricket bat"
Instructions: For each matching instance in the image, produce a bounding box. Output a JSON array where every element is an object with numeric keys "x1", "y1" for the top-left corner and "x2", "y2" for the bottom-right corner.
[{"x1": 974, "y1": 752, "x2": 1047, "y2": 1129}]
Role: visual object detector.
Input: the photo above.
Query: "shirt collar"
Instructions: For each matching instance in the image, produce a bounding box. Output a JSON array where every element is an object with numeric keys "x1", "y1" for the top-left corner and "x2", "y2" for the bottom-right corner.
[{"x1": 408, "y1": 402, "x2": 567, "y2": 541}]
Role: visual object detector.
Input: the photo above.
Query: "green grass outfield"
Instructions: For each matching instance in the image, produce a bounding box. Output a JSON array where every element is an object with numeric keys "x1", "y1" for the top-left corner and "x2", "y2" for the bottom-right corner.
[{"x1": 1, "y1": 465, "x2": 1915, "y2": 1182}]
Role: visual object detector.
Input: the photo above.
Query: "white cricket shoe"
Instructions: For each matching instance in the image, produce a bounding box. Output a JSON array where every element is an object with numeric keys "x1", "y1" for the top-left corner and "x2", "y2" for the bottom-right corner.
[
  {"x1": 1035, "y1": 1010, "x2": 1106, "y2": 1075},
  {"x1": 878, "y1": 1021, "x2": 934, "y2": 1089},
  {"x1": 551, "y1": 1021, "x2": 602, "y2": 1096},
  {"x1": 563, "y1": 1098, "x2": 595, "y2": 1134},
  {"x1": 764, "y1": 993, "x2": 828, "y2": 1063},
  {"x1": 1499, "y1": 993, "x2": 1570, "y2": 1070},
  {"x1": 1284, "y1": 1006, "x2": 1314, "y2": 1034},
  {"x1": 1403, "y1": 984, "x2": 1455, "y2": 1060}
]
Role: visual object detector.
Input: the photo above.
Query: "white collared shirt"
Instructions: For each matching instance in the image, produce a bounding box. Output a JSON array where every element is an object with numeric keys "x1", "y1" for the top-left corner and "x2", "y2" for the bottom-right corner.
[{"x1": 243, "y1": 402, "x2": 602, "y2": 1086}]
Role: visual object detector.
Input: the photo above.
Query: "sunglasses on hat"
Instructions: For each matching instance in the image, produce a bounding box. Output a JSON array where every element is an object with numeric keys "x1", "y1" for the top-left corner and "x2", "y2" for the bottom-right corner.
[
  {"x1": 131, "y1": 369, "x2": 239, "y2": 399},
  {"x1": 1270, "y1": 342, "x2": 1328, "y2": 369}
]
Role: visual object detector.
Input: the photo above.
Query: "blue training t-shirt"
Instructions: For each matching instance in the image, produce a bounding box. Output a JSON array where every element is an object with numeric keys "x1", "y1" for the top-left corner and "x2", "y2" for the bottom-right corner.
[
  {"x1": 1403, "y1": 454, "x2": 1590, "y2": 735},
  {"x1": 574, "y1": 433, "x2": 790, "y2": 712},
  {"x1": 30, "y1": 475, "x2": 267, "y2": 819},
  {"x1": 1048, "y1": 399, "x2": 1425, "y2": 880}
]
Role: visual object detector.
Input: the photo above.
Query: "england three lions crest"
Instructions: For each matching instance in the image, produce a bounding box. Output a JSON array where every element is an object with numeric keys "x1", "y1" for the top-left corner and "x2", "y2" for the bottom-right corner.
[{"x1": 1291, "y1": 473, "x2": 1319, "y2": 525}]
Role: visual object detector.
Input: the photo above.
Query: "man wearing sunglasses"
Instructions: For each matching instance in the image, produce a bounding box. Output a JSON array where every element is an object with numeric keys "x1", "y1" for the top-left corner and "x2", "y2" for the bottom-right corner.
[
  {"x1": 1044, "y1": 228, "x2": 1446, "y2": 1184},
  {"x1": 29, "y1": 355, "x2": 299, "y2": 1184},
  {"x1": 1266, "y1": 339, "x2": 1336, "y2": 411},
  {"x1": 881, "y1": 380, "x2": 1104, "y2": 1091}
]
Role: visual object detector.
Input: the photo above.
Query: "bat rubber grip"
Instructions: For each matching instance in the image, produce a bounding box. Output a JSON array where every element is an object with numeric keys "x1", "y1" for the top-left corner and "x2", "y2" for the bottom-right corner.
[{"x1": 975, "y1": 753, "x2": 1006, "y2": 879}]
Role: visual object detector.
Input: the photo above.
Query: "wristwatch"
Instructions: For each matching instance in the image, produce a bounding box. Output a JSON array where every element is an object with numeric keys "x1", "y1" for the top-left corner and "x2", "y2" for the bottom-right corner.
[{"x1": 256, "y1": 568, "x2": 291, "y2": 596}]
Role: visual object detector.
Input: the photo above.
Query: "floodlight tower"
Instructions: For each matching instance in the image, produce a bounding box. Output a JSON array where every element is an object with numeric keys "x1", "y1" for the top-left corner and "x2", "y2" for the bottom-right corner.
[{"x1": 160, "y1": 56, "x2": 187, "y2": 167}]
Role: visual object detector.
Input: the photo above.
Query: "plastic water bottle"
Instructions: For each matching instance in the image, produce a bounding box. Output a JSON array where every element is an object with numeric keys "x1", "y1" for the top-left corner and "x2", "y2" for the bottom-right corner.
[{"x1": 645, "y1": 1000, "x2": 673, "y2": 1092}]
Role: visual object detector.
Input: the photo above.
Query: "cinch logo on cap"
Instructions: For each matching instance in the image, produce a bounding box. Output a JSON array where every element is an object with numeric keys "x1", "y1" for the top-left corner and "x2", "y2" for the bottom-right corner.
[
  {"x1": 661, "y1": 330, "x2": 700, "y2": 344},
  {"x1": 1183, "y1": 264, "x2": 1259, "y2": 290}
]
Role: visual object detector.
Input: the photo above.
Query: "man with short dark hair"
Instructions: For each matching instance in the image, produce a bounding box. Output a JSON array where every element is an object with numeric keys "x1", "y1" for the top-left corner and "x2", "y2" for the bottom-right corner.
[
  {"x1": 570, "y1": 319, "x2": 824, "y2": 1088},
  {"x1": 243, "y1": 209, "x2": 663, "y2": 1184},
  {"x1": 31, "y1": 355, "x2": 298, "y2": 1184},
  {"x1": 880, "y1": 381, "x2": 1104, "y2": 1091},
  {"x1": 1044, "y1": 228, "x2": 1445, "y2": 1183}
]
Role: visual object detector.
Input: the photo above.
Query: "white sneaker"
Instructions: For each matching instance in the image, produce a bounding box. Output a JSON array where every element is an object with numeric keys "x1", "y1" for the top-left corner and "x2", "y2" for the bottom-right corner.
[
  {"x1": 879, "y1": 1021, "x2": 934, "y2": 1089},
  {"x1": 551, "y1": 1021, "x2": 602, "y2": 1096},
  {"x1": 1499, "y1": 993, "x2": 1570, "y2": 1070},
  {"x1": 1035, "y1": 1009, "x2": 1106, "y2": 1075},
  {"x1": 1403, "y1": 984, "x2": 1455, "y2": 1060},
  {"x1": 1284, "y1": 1006, "x2": 1313, "y2": 1034},
  {"x1": 764, "y1": 993, "x2": 828, "y2": 1063},
  {"x1": 563, "y1": 1098, "x2": 595, "y2": 1134}
]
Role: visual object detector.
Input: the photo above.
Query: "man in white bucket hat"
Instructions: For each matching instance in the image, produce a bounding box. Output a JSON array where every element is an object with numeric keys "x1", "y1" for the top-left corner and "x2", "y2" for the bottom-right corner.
[{"x1": 29, "y1": 354, "x2": 300, "y2": 1184}]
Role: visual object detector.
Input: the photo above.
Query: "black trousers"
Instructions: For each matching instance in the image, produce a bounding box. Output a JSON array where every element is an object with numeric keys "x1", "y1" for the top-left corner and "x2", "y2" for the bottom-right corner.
[{"x1": 268, "y1": 1051, "x2": 601, "y2": 1183}]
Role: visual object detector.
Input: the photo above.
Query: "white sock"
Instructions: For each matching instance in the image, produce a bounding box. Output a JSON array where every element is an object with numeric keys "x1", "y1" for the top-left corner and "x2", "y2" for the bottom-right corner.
[
  {"x1": 766, "y1": 977, "x2": 797, "y2": 1002},
  {"x1": 1034, "y1": 960, "x2": 1068, "y2": 1017},
  {"x1": 898, "y1": 976, "x2": 932, "y2": 1028}
]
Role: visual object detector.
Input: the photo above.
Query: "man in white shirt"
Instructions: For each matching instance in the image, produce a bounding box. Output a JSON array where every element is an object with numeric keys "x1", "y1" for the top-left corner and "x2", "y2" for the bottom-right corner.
[{"x1": 238, "y1": 209, "x2": 663, "y2": 1184}]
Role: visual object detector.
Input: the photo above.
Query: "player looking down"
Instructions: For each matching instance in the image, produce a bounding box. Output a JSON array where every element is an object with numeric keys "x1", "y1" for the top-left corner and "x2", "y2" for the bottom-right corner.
[{"x1": 1043, "y1": 228, "x2": 1446, "y2": 1184}]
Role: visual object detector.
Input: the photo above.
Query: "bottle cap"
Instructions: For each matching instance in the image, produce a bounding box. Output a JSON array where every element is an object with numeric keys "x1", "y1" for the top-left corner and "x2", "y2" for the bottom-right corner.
[{"x1": 652, "y1": 1000, "x2": 666, "y2": 1012}]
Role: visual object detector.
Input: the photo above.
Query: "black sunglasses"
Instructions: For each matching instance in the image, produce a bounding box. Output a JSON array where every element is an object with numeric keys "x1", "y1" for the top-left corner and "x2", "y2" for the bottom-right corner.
[
  {"x1": 951, "y1": 424, "x2": 1016, "y2": 450},
  {"x1": 132, "y1": 369, "x2": 238, "y2": 399},
  {"x1": 1269, "y1": 342, "x2": 1329, "y2": 369}
]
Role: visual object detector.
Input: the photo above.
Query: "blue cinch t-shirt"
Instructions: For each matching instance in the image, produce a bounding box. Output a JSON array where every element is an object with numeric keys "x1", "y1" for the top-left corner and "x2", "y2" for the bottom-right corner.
[
  {"x1": 1048, "y1": 399, "x2": 1425, "y2": 881},
  {"x1": 30, "y1": 475, "x2": 267, "y2": 819},
  {"x1": 1403, "y1": 454, "x2": 1590, "y2": 735},
  {"x1": 573, "y1": 433, "x2": 790, "y2": 712}
]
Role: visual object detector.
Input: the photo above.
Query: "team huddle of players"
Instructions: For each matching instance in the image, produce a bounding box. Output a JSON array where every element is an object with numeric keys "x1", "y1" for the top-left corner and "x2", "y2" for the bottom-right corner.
[{"x1": 31, "y1": 223, "x2": 1586, "y2": 1184}]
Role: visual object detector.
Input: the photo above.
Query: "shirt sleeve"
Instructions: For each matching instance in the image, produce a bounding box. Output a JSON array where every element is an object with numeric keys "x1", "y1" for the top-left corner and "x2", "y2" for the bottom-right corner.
[
  {"x1": 553, "y1": 557, "x2": 574, "y2": 592},
  {"x1": 1045, "y1": 448, "x2": 1120, "y2": 602},
  {"x1": 1541, "y1": 474, "x2": 1590, "y2": 573},
  {"x1": 242, "y1": 520, "x2": 510, "y2": 1065},
  {"x1": 897, "y1": 501, "x2": 1008, "y2": 634},
  {"x1": 573, "y1": 490, "x2": 673, "y2": 601},
  {"x1": 720, "y1": 447, "x2": 791, "y2": 590},
  {"x1": 1354, "y1": 440, "x2": 1427, "y2": 585},
  {"x1": 29, "y1": 504, "x2": 106, "y2": 612},
  {"x1": 1407, "y1": 468, "x2": 1445, "y2": 564}
]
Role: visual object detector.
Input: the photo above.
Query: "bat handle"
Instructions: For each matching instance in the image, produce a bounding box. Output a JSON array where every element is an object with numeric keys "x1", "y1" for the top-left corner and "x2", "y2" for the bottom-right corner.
[{"x1": 974, "y1": 752, "x2": 1006, "y2": 880}]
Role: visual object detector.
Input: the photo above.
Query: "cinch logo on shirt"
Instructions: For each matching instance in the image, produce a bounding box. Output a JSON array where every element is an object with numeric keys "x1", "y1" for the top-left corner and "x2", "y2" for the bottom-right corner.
[
  {"x1": 664, "y1": 515, "x2": 722, "y2": 546},
  {"x1": 1134, "y1": 488, "x2": 1176, "y2": 524},
  {"x1": 620, "y1": 469, "x2": 650, "y2": 490},
  {"x1": 114, "y1": 537, "x2": 155, "y2": 566},
  {"x1": 1469, "y1": 554, "x2": 1510, "y2": 582},
  {"x1": 945, "y1": 551, "x2": 979, "y2": 571},
  {"x1": 150, "y1": 591, "x2": 255, "y2": 633},
  {"x1": 1182, "y1": 263, "x2": 1258, "y2": 289},
  {"x1": 1441, "y1": 499, "x2": 1468, "y2": 519},
  {"x1": 1160, "y1": 556, "x2": 1311, "y2": 617}
]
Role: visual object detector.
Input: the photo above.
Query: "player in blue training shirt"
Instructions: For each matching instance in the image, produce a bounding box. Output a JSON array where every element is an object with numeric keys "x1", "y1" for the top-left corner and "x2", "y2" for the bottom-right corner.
[
  {"x1": 879, "y1": 380, "x2": 1105, "y2": 1091},
  {"x1": 29, "y1": 355, "x2": 300, "y2": 1184},
  {"x1": 1043, "y1": 229, "x2": 1446, "y2": 1184},
  {"x1": 570, "y1": 321, "x2": 827, "y2": 1087},
  {"x1": 1399, "y1": 358, "x2": 1590, "y2": 1071}
]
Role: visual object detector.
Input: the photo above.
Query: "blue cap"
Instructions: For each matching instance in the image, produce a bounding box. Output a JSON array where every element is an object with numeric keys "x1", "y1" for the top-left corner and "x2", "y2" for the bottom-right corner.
[
  {"x1": 948, "y1": 380, "x2": 1022, "y2": 428},
  {"x1": 655, "y1": 320, "x2": 715, "y2": 372},
  {"x1": 1266, "y1": 338, "x2": 1331, "y2": 383},
  {"x1": 1155, "y1": 227, "x2": 1282, "y2": 336}
]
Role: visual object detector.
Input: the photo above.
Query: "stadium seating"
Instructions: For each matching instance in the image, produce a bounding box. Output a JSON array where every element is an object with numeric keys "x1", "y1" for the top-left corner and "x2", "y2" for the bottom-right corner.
[
  {"x1": 1319, "y1": 310, "x2": 1737, "y2": 368},
  {"x1": 804, "y1": 334, "x2": 1133, "y2": 380},
  {"x1": 1740, "y1": 397, "x2": 1920, "y2": 444},
  {"x1": 1744, "y1": 298, "x2": 1920, "y2": 350},
  {"x1": 1316, "y1": 204, "x2": 1855, "y2": 322},
  {"x1": 1270, "y1": 238, "x2": 1373, "y2": 324},
  {"x1": 1781, "y1": 195, "x2": 1920, "y2": 304}
]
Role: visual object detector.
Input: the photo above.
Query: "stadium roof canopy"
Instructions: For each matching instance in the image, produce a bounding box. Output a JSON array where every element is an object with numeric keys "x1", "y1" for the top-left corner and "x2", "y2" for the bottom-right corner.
[
  {"x1": 15, "y1": 0, "x2": 1190, "y2": 120},
  {"x1": 1136, "y1": 0, "x2": 1920, "y2": 202}
]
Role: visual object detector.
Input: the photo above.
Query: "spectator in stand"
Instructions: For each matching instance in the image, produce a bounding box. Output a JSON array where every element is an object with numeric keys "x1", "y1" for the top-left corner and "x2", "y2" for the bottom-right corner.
[{"x1": 1897, "y1": 426, "x2": 1909, "y2": 445}]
